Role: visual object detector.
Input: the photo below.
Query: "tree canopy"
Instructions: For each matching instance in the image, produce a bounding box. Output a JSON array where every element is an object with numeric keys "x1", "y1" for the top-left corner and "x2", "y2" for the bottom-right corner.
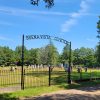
[
  {"x1": 0, "y1": 44, "x2": 98, "y2": 68},
  {"x1": 97, "y1": 16, "x2": 100, "y2": 39},
  {"x1": 73, "y1": 47, "x2": 96, "y2": 66},
  {"x1": 96, "y1": 16, "x2": 100, "y2": 65}
]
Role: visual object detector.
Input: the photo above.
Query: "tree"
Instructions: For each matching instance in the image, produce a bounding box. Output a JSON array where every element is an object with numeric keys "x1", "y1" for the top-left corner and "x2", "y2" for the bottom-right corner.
[
  {"x1": 95, "y1": 45, "x2": 100, "y2": 66},
  {"x1": 73, "y1": 48, "x2": 80, "y2": 65},
  {"x1": 46, "y1": 41, "x2": 59, "y2": 66},
  {"x1": 39, "y1": 47, "x2": 49, "y2": 65},
  {"x1": 97, "y1": 16, "x2": 100, "y2": 39},
  {"x1": 29, "y1": 48, "x2": 40, "y2": 65},
  {"x1": 15, "y1": 46, "x2": 28, "y2": 66},
  {"x1": 73, "y1": 47, "x2": 96, "y2": 67},
  {"x1": 27, "y1": 42, "x2": 59, "y2": 66},
  {"x1": 84, "y1": 48, "x2": 96, "y2": 67},
  {"x1": 15, "y1": 46, "x2": 22, "y2": 66},
  {"x1": 0, "y1": 46, "x2": 5, "y2": 66},
  {"x1": 0, "y1": 46, "x2": 14, "y2": 66},
  {"x1": 61, "y1": 44, "x2": 70, "y2": 65},
  {"x1": 96, "y1": 16, "x2": 100, "y2": 66},
  {"x1": 30, "y1": 0, "x2": 54, "y2": 8}
]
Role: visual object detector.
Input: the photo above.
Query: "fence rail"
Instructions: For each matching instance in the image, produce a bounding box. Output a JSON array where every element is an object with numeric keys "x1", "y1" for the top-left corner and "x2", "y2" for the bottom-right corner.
[{"x1": 0, "y1": 66, "x2": 100, "y2": 89}]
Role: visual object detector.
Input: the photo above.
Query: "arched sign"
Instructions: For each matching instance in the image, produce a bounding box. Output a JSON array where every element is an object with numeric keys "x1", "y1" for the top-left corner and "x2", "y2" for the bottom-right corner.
[
  {"x1": 25, "y1": 35, "x2": 70, "y2": 44},
  {"x1": 21, "y1": 34, "x2": 71, "y2": 90}
]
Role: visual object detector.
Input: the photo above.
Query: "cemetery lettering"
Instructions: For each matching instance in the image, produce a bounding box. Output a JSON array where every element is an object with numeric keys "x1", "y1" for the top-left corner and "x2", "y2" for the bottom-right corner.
[{"x1": 26, "y1": 35, "x2": 68, "y2": 44}]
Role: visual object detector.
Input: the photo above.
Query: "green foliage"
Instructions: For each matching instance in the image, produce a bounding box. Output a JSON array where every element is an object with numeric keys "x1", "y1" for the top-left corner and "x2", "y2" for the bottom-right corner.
[
  {"x1": 0, "y1": 46, "x2": 14, "y2": 66},
  {"x1": 45, "y1": 41, "x2": 59, "y2": 65},
  {"x1": 14, "y1": 46, "x2": 22, "y2": 65},
  {"x1": 0, "y1": 68, "x2": 100, "y2": 99},
  {"x1": 39, "y1": 47, "x2": 48, "y2": 65},
  {"x1": 0, "y1": 80, "x2": 100, "y2": 99},
  {"x1": 0, "y1": 43, "x2": 98, "y2": 67},
  {"x1": 28, "y1": 48, "x2": 40, "y2": 65},
  {"x1": 60, "y1": 44, "x2": 70, "y2": 64},
  {"x1": 2, "y1": 42, "x2": 59, "y2": 66},
  {"x1": 96, "y1": 16, "x2": 100, "y2": 65},
  {"x1": 95, "y1": 44, "x2": 100, "y2": 66},
  {"x1": 73, "y1": 47, "x2": 96, "y2": 67},
  {"x1": 97, "y1": 17, "x2": 100, "y2": 29}
]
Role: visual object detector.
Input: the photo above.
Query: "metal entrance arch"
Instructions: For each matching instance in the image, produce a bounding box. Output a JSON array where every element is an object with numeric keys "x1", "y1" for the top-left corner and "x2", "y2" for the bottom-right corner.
[{"x1": 21, "y1": 34, "x2": 72, "y2": 90}]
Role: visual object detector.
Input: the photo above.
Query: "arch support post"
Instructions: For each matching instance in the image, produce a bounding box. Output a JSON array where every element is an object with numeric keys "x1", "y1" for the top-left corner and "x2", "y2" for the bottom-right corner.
[
  {"x1": 48, "y1": 66, "x2": 51, "y2": 86},
  {"x1": 21, "y1": 34, "x2": 25, "y2": 90},
  {"x1": 68, "y1": 41, "x2": 71, "y2": 84}
]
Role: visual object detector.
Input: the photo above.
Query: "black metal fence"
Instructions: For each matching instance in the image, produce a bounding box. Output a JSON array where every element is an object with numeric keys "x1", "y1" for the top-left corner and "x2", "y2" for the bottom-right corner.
[
  {"x1": 0, "y1": 66, "x2": 49, "y2": 89},
  {"x1": 0, "y1": 66, "x2": 100, "y2": 89},
  {"x1": 24, "y1": 65, "x2": 49, "y2": 88},
  {"x1": 71, "y1": 67, "x2": 100, "y2": 82},
  {"x1": 0, "y1": 66, "x2": 66, "y2": 89},
  {"x1": 0, "y1": 67, "x2": 21, "y2": 87}
]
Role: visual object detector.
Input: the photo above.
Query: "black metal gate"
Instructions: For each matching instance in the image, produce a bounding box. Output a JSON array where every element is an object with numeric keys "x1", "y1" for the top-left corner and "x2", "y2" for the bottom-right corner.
[{"x1": 21, "y1": 34, "x2": 72, "y2": 90}]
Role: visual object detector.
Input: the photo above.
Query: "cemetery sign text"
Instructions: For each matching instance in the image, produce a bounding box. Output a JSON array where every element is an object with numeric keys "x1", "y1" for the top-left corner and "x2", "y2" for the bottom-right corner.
[{"x1": 26, "y1": 35, "x2": 69, "y2": 44}]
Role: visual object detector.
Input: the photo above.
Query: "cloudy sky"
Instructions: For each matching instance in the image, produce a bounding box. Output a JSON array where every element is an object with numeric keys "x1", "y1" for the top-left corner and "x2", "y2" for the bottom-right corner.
[{"x1": 0, "y1": 0, "x2": 99, "y2": 52}]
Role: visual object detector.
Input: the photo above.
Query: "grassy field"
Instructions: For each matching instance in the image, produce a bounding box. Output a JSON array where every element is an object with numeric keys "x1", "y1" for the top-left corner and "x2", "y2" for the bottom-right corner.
[
  {"x1": 0, "y1": 66, "x2": 100, "y2": 99},
  {"x1": 0, "y1": 66, "x2": 100, "y2": 88},
  {"x1": 0, "y1": 80, "x2": 100, "y2": 100},
  {"x1": 71, "y1": 68, "x2": 100, "y2": 80},
  {"x1": 0, "y1": 66, "x2": 49, "y2": 88}
]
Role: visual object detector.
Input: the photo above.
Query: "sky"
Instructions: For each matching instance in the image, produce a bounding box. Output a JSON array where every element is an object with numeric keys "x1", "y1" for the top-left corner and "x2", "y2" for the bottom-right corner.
[{"x1": 0, "y1": 0, "x2": 100, "y2": 53}]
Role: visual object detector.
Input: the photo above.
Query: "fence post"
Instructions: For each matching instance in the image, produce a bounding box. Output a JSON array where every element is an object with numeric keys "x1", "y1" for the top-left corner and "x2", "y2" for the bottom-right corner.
[
  {"x1": 90, "y1": 69, "x2": 92, "y2": 80},
  {"x1": 80, "y1": 70, "x2": 82, "y2": 80},
  {"x1": 21, "y1": 34, "x2": 25, "y2": 90},
  {"x1": 49, "y1": 65, "x2": 51, "y2": 86}
]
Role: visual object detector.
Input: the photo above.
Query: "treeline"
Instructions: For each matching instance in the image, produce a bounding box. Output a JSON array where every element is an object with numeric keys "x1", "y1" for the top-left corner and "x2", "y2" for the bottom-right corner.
[{"x1": 0, "y1": 43, "x2": 99, "y2": 67}]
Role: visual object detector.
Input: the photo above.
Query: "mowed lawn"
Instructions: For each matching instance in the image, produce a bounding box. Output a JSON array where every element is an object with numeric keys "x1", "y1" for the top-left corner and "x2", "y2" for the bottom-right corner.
[
  {"x1": 0, "y1": 66, "x2": 100, "y2": 99},
  {"x1": 0, "y1": 66, "x2": 100, "y2": 88}
]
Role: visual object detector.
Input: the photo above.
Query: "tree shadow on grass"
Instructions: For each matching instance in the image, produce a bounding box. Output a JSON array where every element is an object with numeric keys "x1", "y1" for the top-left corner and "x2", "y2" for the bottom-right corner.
[
  {"x1": 59, "y1": 80, "x2": 100, "y2": 92},
  {"x1": 51, "y1": 73, "x2": 100, "y2": 92},
  {"x1": 0, "y1": 93, "x2": 18, "y2": 100},
  {"x1": 51, "y1": 74, "x2": 67, "y2": 85}
]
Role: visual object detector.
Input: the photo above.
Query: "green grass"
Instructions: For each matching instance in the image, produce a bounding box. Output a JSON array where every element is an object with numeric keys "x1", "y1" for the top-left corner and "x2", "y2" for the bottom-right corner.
[
  {"x1": 0, "y1": 66, "x2": 100, "y2": 99},
  {"x1": 0, "y1": 67, "x2": 49, "y2": 88},
  {"x1": 11, "y1": 85, "x2": 62, "y2": 97},
  {"x1": 0, "y1": 80, "x2": 100, "y2": 100},
  {"x1": 0, "y1": 85, "x2": 62, "y2": 100},
  {"x1": 0, "y1": 66, "x2": 100, "y2": 88}
]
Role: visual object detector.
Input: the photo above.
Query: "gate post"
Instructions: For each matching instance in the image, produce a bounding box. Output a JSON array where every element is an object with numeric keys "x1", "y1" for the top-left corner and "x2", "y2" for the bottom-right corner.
[
  {"x1": 49, "y1": 65, "x2": 51, "y2": 86},
  {"x1": 21, "y1": 34, "x2": 25, "y2": 90},
  {"x1": 68, "y1": 41, "x2": 71, "y2": 84}
]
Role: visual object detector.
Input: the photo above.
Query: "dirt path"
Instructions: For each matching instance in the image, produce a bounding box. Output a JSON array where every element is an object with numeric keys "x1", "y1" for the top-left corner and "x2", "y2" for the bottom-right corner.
[
  {"x1": 0, "y1": 85, "x2": 21, "y2": 93},
  {"x1": 0, "y1": 85, "x2": 100, "y2": 100},
  {"x1": 21, "y1": 85, "x2": 100, "y2": 100}
]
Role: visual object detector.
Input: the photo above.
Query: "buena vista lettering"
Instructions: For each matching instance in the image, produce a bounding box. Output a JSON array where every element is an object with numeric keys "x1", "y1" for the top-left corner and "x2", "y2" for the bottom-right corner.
[
  {"x1": 26, "y1": 35, "x2": 69, "y2": 44},
  {"x1": 26, "y1": 35, "x2": 51, "y2": 40}
]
